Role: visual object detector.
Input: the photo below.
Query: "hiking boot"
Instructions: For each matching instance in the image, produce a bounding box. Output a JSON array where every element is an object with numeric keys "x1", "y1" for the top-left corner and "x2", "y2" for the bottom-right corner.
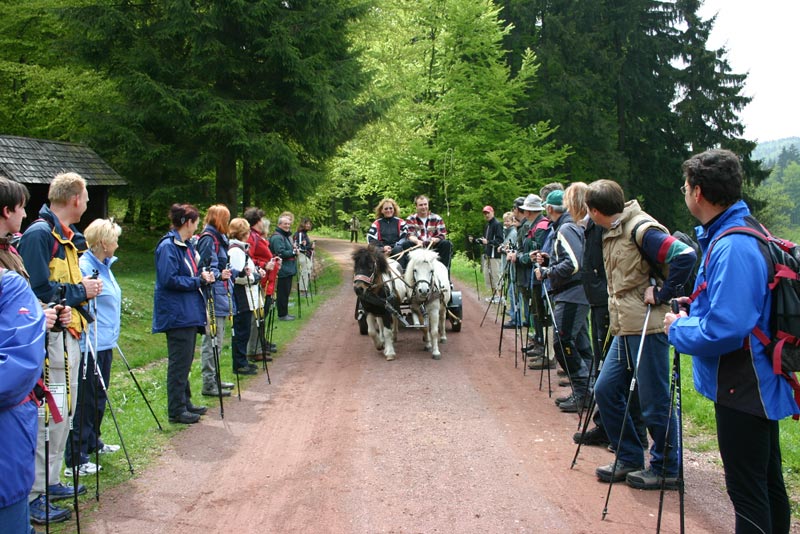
[
  {"x1": 557, "y1": 369, "x2": 567, "y2": 377},
  {"x1": 626, "y1": 467, "x2": 679, "y2": 490},
  {"x1": 595, "y1": 460, "x2": 643, "y2": 483},
  {"x1": 47, "y1": 482, "x2": 87, "y2": 501},
  {"x1": 64, "y1": 461, "x2": 101, "y2": 477},
  {"x1": 522, "y1": 343, "x2": 545, "y2": 357},
  {"x1": 555, "y1": 394, "x2": 573, "y2": 406},
  {"x1": 559, "y1": 396, "x2": 587, "y2": 413},
  {"x1": 29, "y1": 495, "x2": 71, "y2": 524},
  {"x1": 558, "y1": 378, "x2": 571, "y2": 387},
  {"x1": 169, "y1": 411, "x2": 201, "y2": 424},
  {"x1": 202, "y1": 387, "x2": 231, "y2": 397},
  {"x1": 187, "y1": 403, "x2": 208, "y2": 415},
  {"x1": 573, "y1": 426, "x2": 610, "y2": 447},
  {"x1": 236, "y1": 366, "x2": 258, "y2": 376},
  {"x1": 527, "y1": 357, "x2": 555, "y2": 370}
]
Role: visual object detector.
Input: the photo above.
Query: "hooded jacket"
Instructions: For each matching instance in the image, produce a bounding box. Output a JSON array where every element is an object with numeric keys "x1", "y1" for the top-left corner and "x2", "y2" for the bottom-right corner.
[
  {"x1": 152, "y1": 229, "x2": 208, "y2": 333},
  {"x1": 0, "y1": 270, "x2": 45, "y2": 508},
  {"x1": 79, "y1": 250, "x2": 121, "y2": 351},
  {"x1": 196, "y1": 225, "x2": 233, "y2": 317}
]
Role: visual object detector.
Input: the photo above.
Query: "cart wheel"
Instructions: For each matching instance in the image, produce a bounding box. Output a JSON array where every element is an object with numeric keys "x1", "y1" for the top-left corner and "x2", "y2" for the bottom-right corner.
[{"x1": 449, "y1": 305, "x2": 462, "y2": 332}]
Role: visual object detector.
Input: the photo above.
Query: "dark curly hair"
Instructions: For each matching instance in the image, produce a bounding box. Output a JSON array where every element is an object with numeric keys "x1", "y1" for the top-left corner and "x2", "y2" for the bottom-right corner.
[{"x1": 682, "y1": 149, "x2": 742, "y2": 207}]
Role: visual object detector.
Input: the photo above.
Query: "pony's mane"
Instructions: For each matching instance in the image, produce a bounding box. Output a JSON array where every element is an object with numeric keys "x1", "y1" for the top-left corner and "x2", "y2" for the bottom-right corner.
[
  {"x1": 407, "y1": 247, "x2": 439, "y2": 266},
  {"x1": 352, "y1": 245, "x2": 388, "y2": 274}
]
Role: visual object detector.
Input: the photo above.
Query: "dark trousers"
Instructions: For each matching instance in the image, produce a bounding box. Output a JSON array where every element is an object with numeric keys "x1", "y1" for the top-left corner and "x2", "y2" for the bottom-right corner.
[
  {"x1": 716, "y1": 403, "x2": 791, "y2": 534},
  {"x1": 65, "y1": 348, "x2": 113, "y2": 467},
  {"x1": 166, "y1": 327, "x2": 197, "y2": 418},
  {"x1": 350, "y1": 230, "x2": 358, "y2": 242},
  {"x1": 433, "y1": 239, "x2": 453, "y2": 271},
  {"x1": 232, "y1": 310, "x2": 252, "y2": 371},
  {"x1": 276, "y1": 276, "x2": 293, "y2": 317},
  {"x1": 552, "y1": 301, "x2": 592, "y2": 396}
]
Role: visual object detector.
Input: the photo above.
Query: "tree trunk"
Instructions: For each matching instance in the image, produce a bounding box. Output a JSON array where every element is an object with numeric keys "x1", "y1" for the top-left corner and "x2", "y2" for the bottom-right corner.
[
  {"x1": 216, "y1": 148, "x2": 238, "y2": 215},
  {"x1": 242, "y1": 158, "x2": 252, "y2": 210},
  {"x1": 124, "y1": 196, "x2": 136, "y2": 225}
]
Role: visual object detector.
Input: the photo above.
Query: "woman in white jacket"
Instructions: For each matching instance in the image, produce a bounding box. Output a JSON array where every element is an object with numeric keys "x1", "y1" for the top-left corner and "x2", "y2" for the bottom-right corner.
[{"x1": 228, "y1": 218, "x2": 266, "y2": 376}]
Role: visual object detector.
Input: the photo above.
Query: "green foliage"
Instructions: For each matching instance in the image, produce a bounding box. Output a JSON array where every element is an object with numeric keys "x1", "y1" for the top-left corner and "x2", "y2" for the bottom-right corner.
[{"x1": 319, "y1": 0, "x2": 569, "y2": 246}]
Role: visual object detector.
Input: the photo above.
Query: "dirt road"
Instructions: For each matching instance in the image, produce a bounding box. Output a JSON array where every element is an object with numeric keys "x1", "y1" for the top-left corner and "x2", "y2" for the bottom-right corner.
[{"x1": 86, "y1": 237, "x2": 737, "y2": 533}]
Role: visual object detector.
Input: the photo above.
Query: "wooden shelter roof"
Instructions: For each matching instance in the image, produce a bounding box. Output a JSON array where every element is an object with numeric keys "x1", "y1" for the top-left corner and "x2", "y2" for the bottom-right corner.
[{"x1": 0, "y1": 135, "x2": 126, "y2": 186}]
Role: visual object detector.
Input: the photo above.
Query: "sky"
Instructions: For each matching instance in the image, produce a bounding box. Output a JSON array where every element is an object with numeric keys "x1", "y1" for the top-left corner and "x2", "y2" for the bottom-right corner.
[{"x1": 699, "y1": 0, "x2": 800, "y2": 142}]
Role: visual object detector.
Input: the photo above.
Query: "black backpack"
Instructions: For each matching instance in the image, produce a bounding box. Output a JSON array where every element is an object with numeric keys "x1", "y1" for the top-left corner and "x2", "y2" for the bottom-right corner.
[
  {"x1": 630, "y1": 220, "x2": 701, "y2": 298},
  {"x1": 699, "y1": 216, "x2": 800, "y2": 413}
]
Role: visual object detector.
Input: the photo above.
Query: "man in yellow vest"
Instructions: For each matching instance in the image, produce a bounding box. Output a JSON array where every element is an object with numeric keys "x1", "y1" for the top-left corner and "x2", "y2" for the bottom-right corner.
[{"x1": 19, "y1": 172, "x2": 102, "y2": 524}]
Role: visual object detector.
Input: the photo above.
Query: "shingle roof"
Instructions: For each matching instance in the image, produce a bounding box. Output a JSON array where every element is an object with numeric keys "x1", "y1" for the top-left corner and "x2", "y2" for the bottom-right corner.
[{"x1": 0, "y1": 135, "x2": 126, "y2": 186}]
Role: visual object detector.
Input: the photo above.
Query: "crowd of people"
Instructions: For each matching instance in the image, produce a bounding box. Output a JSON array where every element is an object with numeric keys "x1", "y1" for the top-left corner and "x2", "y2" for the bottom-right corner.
[
  {"x1": 0, "y1": 171, "x2": 318, "y2": 532},
  {"x1": 1, "y1": 148, "x2": 797, "y2": 533},
  {"x1": 469, "y1": 149, "x2": 796, "y2": 533}
]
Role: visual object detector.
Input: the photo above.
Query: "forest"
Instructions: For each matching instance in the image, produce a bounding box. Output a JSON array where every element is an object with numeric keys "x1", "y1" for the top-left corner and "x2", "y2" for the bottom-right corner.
[{"x1": 0, "y1": 0, "x2": 788, "y2": 244}]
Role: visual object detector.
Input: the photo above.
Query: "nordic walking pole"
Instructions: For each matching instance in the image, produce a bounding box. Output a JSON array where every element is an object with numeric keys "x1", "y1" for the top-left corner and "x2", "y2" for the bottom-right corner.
[
  {"x1": 602, "y1": 292, "x2": 653, "y2": 520},
  {"x1": 657, "y1": 300, "x2": 686, "y2": 534},
  {"x1": 86, "y1": 335, "x2": 134, "y2": 475},
  {"x1": 203, "y1": 268, "x2": 225, "y2": 419},
  {"x1": 59, "y1": 290, "x2": 81, "y2": 534},
  {"x1": 43, "y1": 328, "x2": 52, "y2": 534},
  {"x1": 114, "y1": 344, "x2": 162, "y2": 431}
]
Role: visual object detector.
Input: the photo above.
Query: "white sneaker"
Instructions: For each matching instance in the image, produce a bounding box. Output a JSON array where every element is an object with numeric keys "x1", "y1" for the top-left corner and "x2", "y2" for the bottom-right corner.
[
  {"x1": 99, "y1": 443, "x2": 120, "y2": 454},
  {"x1": 64, "y1": 462, "x2": 101, "y2": 477}
]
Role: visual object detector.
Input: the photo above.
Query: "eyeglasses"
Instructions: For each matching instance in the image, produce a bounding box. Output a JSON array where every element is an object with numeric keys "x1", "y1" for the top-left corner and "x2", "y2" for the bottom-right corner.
[
  {"x1": 382, "y1": 206, "x2": 394, "y2": 211},
  {"x1": 680, "y1": 185, "x2": 688, "y2": 195}
]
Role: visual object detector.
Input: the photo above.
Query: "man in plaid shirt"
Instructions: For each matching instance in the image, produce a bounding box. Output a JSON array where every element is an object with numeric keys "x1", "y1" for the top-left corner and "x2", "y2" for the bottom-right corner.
[{"x1": 405, "y1": 195, "x2": 453, "y2": 273}]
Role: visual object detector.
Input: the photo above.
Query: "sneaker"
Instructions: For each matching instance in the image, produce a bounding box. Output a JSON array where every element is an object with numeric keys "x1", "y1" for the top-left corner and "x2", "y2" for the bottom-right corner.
[
  {"x1": 47, "y1": 482, "x2": 87, "y2": 501},
  {"x1": 278, "y1": 315, "x2": 295, "y2": 321},
  {"x1": 626, "y1": 467, "x2": 679, "y2": 490},
  {"x1": 29, "y1": 495, "x2": 71, "y2": 524},
  {"x1": 557, "y1": 369, "x2": 567, "y2": 377},
  {"x1": 573, "y1": 426, "x2": 610, "y2": 447},
  {"x1": 169, "y1": 411, "x2": 201, "y2": 424},
  {"x1": 98, "y1": 443, "x2": 120, "y2": 454},
  {"x1": 558, "y1": 378, "x2": 571, "y2": 387},
  {"x1": 235, "y1": 366, "x2": 258, "y2": 376},
  {"x1": 221, "y1": 381, "x2": 235, "y2": 389},
  {"x1": 559, "y1": 396, "x2": 587, "y2": 413},
  {"x1": 64, "y1": 461, "x2": 101, "y2": 477},
  {"x1": 502, "y1": 321, "x2": 518, "y2": 329},
  {"x1": 521, "y1": 344, "x2": 545, "y2": 357},
  {"x1": 595, "y1": 460, "x2": 643, "y2": 483}
]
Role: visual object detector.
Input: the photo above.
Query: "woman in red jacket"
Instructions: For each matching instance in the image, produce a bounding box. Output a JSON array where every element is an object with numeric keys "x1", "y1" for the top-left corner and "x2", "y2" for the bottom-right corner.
[{"x1": 243, "y1": 207, "x2": 278, "y2": 360}]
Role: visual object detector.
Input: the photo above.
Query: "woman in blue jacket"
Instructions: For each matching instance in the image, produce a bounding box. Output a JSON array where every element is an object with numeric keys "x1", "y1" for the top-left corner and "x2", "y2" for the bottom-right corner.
[
  {"x1": 65, "y1": 219, "x2": 123, "y2": 476},
  {"x1": 153, "y1": 204, "x2": 215, "y2": 425},
  {"x1": 0, "y1": 269, "x2": 46, "y2": 533}
]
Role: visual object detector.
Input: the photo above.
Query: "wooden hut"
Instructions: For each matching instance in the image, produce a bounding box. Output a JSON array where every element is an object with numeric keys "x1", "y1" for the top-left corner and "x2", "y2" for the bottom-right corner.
[{"x1": 0, "y1": 135, "x2": 126, "y2": 230}]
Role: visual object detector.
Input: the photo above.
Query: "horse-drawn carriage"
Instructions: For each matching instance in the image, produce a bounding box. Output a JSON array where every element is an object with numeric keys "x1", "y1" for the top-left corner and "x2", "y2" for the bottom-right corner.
[{"x1": 353, "y1": 246, "x2": 462, "y2": 360}]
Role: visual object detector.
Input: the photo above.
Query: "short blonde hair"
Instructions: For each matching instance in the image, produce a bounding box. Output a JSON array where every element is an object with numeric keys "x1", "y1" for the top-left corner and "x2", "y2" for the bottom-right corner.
[
  {"x1": 228, "y1": 218, "x2": 250, "y2": 241},
  {"x1": 502, "y1": 211, "x2": 515, "y2": 225},
  {"x1": 49, "y1": 172, "x2": 86, "y2": 204},
  {"x1": 84, "y1": 218, "x2": 122, "y2": 252}
]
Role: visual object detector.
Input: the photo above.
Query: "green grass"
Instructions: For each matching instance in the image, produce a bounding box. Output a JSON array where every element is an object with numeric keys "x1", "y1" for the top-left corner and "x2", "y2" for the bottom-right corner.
[{"x1": 49, "y1": 229, "x2": 341, "y2": 531}]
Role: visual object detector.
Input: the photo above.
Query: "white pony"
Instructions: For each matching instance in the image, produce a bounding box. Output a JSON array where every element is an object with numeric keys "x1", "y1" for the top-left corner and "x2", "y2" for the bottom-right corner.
[
  {"x1": 404, "y1": 248, "x2": 452, "y2": 359},
  {"x1": 353, "y1": 246, "x2": 408, "y2": 361}
]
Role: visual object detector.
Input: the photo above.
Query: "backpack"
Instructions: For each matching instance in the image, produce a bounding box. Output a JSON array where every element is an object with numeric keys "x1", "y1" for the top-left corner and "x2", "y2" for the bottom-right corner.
[
  {"x1": 698, "y1": 216, "x2": 800, "y2": 414},
  {"x1": 630, "y1": 219, "x2": 701, "y2": 297}
]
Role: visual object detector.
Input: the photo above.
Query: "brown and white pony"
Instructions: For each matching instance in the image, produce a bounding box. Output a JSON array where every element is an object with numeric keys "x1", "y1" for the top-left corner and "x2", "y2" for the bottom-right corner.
[{"x1": 352, "y1": 246, "x2": 407, "y2": 361}]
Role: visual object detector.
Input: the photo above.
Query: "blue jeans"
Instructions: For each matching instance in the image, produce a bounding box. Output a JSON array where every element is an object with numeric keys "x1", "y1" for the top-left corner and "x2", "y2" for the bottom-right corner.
[
  {"x1": 595, "y1": 333, "x2": 677, "y2": 476},
  {"x1": 0, "y1": 496, "x2": 30, "y2": 534}
]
